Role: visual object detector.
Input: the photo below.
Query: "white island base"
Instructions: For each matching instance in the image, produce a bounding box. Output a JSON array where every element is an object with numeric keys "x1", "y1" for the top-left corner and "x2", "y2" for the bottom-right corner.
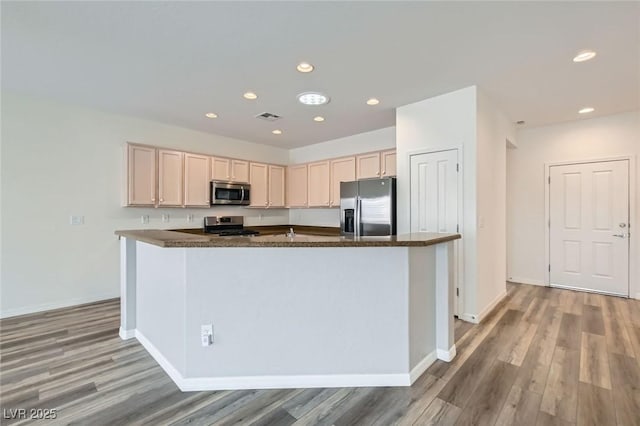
[{"x1": 119, "y1": 239, "x2": 456, "y2": 391}]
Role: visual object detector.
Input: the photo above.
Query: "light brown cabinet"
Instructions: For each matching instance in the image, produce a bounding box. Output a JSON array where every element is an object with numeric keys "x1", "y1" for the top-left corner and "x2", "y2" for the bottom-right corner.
[
  {"x1": 126, "y1": 144, "x2": 157, "y2": 206},
  {"x1": 307, "y1": 161, "x2": 330, "y2": 207},
  {"x1": 381, "y1": 150, "x2": 397, "y2": 177},
  {"x1": 184, "y1": 153, "x2": 210, "y2": 207},
  {"x1": 157, "y1": 149, "x2": 184, "y2": 207},
  {"x1": 249, "y1": 162, "x2": 269, "y2": 207},
  {"x1": 287, "y1": 164, "x2": 308, "y2": 207},
  {"x1": 330, "y1": 157, "x2": 356, "y2": 207},
  {"x1": 268, "y1": 165, "x2": 285, "y2": 208},
  {"x1": 356, "y1": 152, "x2": 381, "y2": 179},
  {"x1": 211, "y1": 158, "x2": 249, "y2": 183}
]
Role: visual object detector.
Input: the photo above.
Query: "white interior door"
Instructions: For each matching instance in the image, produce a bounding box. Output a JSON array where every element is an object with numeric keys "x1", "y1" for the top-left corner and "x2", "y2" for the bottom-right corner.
[
  {"x1": 410, "y1": 149, "x2": 460, "y2": 313},
  {"x1": 549, "y1": 160, "x2": 629, "y2": 296}
]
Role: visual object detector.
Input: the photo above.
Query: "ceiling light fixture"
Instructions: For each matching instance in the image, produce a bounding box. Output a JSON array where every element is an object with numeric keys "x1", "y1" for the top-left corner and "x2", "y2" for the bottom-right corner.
[
  {"x1": 313, "y1": 116, "x2": 325, "y2": 122},
  {"x1": 297, "y1": 92, "x2": 330, "y2": 106},
  {"x1": 296, "y1": 62, "x2": 314, "y2": 73},
  {"x1": 573, "y1": 50, "x2": 596, "y2": 62},
  {"x1": 578, "y1": 107, "x2": 595, "y2": 114},
  {"x1": 243, "y1": 92, "x2": 258, "y2": 100},
  {"x1": 366, "y1": 98, "x2": 380, "y2": 106},
  {"x1": 272, "y1": 129, "x2": 282, "y2": 135},
  {"x1": 205, "y1": 112, "x2": 218, "y2": 119}
]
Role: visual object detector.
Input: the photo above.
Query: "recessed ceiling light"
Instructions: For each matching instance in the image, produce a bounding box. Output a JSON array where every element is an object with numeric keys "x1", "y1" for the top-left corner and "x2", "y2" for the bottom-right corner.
[
  {"x1": 243, "y1": 92, "x2": 258, "y2": 100},
  {"x1": 297, "y1": 92, "x2": 329, "y2": 106},
  {"x1": 205, "y1": 112, "x2": 218, "y2": 119},
  {"x1": 578, "y1": 107, "x2": 595, "y2": 114},
  {"x1": 296, "y1": 62, "x2": 314, "y2": 73},
  {"x1": 573, "y1": 50, "x2": 596, "y2": 62},
  {"x1": 313, "y1": 116, "x2": 325, "y2": 122},
  {"x1": 272, "y1": 129, "x2": 282, "y2": 135},
  {"x1": 366, "y1": 98, "x2": 380, "y2": 106}
]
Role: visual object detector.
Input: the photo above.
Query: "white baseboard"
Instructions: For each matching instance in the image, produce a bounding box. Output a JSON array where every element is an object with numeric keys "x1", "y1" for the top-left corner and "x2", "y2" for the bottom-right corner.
[
  {"x1": 119, "y1": 327, "x2": 136, "y2": 340},
  {"x1": 508, "y1": 277, "x2": 546, "y2": 286},
  {"x1": 0, "y1": 292, "x2": 120, "y2": 319},
  {"x1": 437, "y1": 345, "x2": 457, "y2": 362},
  {"x1": 409, "y1": 350, "x2": 438, "y2": 384},
  {"x1": 635, "y1": 293, "x2": 640, "y2": 301},
  {"x1": 458, "y1": 290, "x2": 508, "y2": 324},
  {"x1": 135, "y1": 329, "x2": 421, "y2": 391}
]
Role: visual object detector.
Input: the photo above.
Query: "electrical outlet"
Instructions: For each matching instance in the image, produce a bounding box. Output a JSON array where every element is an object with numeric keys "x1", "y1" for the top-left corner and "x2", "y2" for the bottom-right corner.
[
  {"x1": 69, "y1": 215, "x2": 84, "y2": 226},
  {"x1": 162, "y1": 214, "x2": 170, "y2": 223},
  {"x1": 141, "y1": 215, "x2": 150, "y2": 224},
  {"x1": 201, "y1": 324, "x2": 213, "y2": 347},
  {"x1": 187, "y1": 214, "x2": 194, "y2": 223}
]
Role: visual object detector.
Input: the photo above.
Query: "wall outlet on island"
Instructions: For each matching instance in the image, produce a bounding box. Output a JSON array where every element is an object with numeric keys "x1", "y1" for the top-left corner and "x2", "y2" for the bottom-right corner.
[{"x1": 201, "y1": 324, "x2": 213, "y2": 347}]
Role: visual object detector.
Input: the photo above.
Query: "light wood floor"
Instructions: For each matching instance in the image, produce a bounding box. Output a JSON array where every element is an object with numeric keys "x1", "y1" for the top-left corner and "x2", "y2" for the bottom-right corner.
[{"x1": 1, "y1": 283, "x2": 639, "y2": 425}]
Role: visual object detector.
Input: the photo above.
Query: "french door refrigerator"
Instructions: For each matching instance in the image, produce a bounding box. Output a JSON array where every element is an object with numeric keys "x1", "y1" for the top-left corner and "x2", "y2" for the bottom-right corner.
[{"x1": 340, "y1": 177, "x2": 397, "y2": 237}]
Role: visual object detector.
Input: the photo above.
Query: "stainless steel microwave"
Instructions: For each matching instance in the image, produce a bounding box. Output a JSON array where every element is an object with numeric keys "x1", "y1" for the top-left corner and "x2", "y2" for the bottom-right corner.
[{"x1": 210, "y1": 181, "x2": 250, "y2": 206}]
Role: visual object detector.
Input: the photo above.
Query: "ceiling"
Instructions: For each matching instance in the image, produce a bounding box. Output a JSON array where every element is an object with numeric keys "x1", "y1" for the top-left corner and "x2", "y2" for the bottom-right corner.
[{"x1": 2, "y1": 1, "x2": 638, "y2": 149}]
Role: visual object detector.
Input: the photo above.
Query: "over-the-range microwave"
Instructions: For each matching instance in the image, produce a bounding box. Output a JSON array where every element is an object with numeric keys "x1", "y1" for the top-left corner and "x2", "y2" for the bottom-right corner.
[{"x1": 210, "y1": 181, "x2": 250, "y2": 206}]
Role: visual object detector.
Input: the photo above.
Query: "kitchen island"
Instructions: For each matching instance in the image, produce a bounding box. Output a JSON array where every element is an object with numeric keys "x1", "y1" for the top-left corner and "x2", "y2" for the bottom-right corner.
[{"x1": 116, "y1": 228, "x2": 460, "y2": 391}]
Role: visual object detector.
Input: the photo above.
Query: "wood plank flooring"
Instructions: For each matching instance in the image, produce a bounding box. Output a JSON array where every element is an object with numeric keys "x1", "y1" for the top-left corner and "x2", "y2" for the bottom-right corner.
[{"x1": 1, "y1": 283, "x2": 639, "y2": 425}]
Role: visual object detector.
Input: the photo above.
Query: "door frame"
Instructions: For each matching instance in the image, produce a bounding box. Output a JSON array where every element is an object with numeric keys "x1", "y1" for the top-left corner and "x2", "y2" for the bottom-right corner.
[
  {"x1": 408, "y1": 147, "x2": 464, "y2": 316},
  {"x1": 544, "y1": 155, "x2": 636, "y2": 298}
]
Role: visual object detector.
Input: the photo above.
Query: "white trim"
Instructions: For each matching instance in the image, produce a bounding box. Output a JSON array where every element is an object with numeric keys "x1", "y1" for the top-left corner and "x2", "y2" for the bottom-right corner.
[
  {"x1": 409, "y1": 350, "x2": 438, "y2": 384},
  {"x1": 119, "y1": 327, "x2": 136, "y2": 340},
  {"x1": 135, "y1": 330, "x2": 422, "y2": 391},
  {"x1": 436, "y1": 345, "x2": 457, "y2": 362},
  {"x1": 508, "y1": 277, "x2": 546, "y2": 287},
  {"x1": 458, "y1": 289, "x2": 507, "y2": 324},
  {"x1": 545, "y1": 155, "x2": 636, "y2": 298},
  {"x1": 635, "y1": 293, "x2": 640, "y2": 301},
  {"x1": 0, "y1": 292, "x2": 119, "y2": 319}
]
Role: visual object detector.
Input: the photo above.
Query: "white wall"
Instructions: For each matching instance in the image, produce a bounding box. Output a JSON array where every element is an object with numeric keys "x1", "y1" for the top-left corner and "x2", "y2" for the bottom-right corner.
[
  {"x1": 396, "y1": 86, "x2": 514, "y2": 320},
  {"x1": 507, "y1": 110, "x2": 640, "y2": 299},
  {"x1": 1, "y1": 93, "x2": 289, "y2": 317},
  {"x1": 288, "y1": 127, "x2": 396, "y2": 227}
]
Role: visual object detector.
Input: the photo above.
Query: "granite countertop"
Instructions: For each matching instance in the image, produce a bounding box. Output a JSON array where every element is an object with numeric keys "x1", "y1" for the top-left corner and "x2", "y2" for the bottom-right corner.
[{"x1": 114, "y1": 226, "x2": 460, "y2": 248}]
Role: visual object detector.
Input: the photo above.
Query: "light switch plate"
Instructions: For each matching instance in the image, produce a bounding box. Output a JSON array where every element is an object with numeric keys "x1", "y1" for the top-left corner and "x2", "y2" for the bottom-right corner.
[
  {"x1": 201, "y1": 324, "x2": 213, "y2": 347},
  {"x1": 162, "y1": 214, "x2": 170, "y2": 223},
  {"x1": 69, "y1": 215, "x2": 84, "y2": 226},
  {"x1": 141, "y1": 215, "x2": 150, "y2": 224},
  {"x1": 187, "y1": 214, "x2": 194, "y2": 223}
]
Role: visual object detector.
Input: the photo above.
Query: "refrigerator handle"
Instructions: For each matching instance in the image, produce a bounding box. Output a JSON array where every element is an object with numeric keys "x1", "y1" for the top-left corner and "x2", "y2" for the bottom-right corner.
[{"x1": 355, "y1": 196, "x2": 361, "y2": 237}]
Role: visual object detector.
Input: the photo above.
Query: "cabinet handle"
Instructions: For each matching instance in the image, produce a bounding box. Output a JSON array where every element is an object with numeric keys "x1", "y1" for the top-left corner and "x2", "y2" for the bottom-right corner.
[
  {"x1": 382, "y1": 170, "x2": 386, "y2": 175},
  {"x1": 265, "y1": 202, "x2": 268, "y2": 206},
  {"x1": 160, "y1": 198, "x2": 164, "y2": 202}
]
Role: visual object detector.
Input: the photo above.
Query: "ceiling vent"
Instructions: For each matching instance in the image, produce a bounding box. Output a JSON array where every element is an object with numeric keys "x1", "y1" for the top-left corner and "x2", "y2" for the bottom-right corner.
[{"x1": 255, "y1": 112, "x2": 282, "y2": 122}]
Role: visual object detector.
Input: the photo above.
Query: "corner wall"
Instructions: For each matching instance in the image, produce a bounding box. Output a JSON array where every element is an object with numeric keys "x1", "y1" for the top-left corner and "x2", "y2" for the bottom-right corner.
[
  {"x1": 507, "y1": 110, "x2": 640, "y2": 299},
  {"x1": 1, "y1": 93, "x2": 289, "y2": 317}
]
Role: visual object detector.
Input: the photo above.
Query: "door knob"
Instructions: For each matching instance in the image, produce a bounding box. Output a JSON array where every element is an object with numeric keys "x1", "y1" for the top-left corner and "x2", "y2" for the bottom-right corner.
[
  {"x1": 619, "y1": 223, "x2": 627, "y2": 228},
  {"x1": 612, "y1": 234, "x2": 626, "y2": 238}
]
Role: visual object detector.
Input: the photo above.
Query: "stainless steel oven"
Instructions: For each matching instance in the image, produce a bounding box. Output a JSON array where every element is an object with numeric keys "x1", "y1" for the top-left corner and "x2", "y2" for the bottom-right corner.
[{"x1": 210, "y1": 181, "x2": 250, "y2": 206}]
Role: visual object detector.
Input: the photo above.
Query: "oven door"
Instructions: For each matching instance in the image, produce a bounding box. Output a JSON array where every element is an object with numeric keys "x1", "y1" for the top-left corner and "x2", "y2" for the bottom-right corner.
[{"x1": 210, "y1": 181, "x2": 250, "y2": 205}]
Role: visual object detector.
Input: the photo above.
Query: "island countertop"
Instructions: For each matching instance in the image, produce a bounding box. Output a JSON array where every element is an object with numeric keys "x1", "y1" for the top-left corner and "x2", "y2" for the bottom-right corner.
[{"x1": 114, "y1": 228, "x2": 460, "y2": 248}]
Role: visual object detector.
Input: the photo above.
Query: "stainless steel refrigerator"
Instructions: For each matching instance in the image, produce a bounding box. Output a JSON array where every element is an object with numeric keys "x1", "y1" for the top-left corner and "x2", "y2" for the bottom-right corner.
[{"x1": 340, "y1": 177, "x2": 397, "y2": 236}]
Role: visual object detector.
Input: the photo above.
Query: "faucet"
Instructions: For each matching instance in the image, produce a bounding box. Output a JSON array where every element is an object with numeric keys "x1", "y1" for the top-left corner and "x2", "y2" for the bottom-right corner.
[{"x1": 286, "y1": 227, "x2": 296, "y2": 238}]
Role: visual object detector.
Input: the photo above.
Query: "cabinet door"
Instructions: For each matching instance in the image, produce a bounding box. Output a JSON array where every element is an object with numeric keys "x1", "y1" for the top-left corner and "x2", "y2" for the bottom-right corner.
[
  {"x1": 287, "y1": 164, "x2": 308, "y2": 207},
  {"x1": 356, "y1": 152, "x2": 381, "y2": 179},
  {"x1": 249, "y1": 162, "x2": 269, "y2": 207},
  {"x1": 268, "y1": 165, "x2": 285, "y2": 208},
  {"x1": 158, "y1": 149, "x2": 184, "y2": 207},
  {"x1": 211, "y1": 157, "x2": 230, "y2": 181},
  {"x1": 307, "y1": 161, "x2": 330, "y2": 207},
  {"x1": 127, "y1": 144, "x2": 157, "y2": 206},
  {"x1": 381, "y1": 150, "x2": 397, "y2": 177},
  {"x1": 330, "y1": 157, "x2": 356, "y2": 207},
  {"x1": 231, "y1": 160, "x2": 249, "y2": 183},
  {"x1": 184, "y1": 153, "x2": 210, "y2": 207}
]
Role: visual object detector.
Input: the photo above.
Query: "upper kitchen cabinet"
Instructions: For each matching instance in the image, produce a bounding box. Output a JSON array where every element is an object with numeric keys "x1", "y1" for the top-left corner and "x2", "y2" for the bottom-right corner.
[
  {"x1": 157, "y1": 149, "x2": 184, "y2": 207},
  {"x1": 211, "y1": 156, "x2": 231, "y2": 181},
  {"x1": 287, "y1": 164, "x2": 308, "y2": 208},
  {"x1": 211, "y1": 157, "x2": 249, "y2": 183},
  {"x1": 268, "y1": 165, "x2": 285, "y2": 208},
  {"x1": 126, "y1": 144, "x2": 157, "y2": 206},
  {"x1": 184, "y1": 153, "x2": 210, "y2": 207},
  {"x1": 308, "y1": 161, "x2": 330, "y2": 207},
  {"x1": 249, "y1": 162, "x2": 269, "y2": 207},
  {"x1": 330, "y1": 157, "x2": 356, "y2": 207},
  {"x1": 356, "y1": 152, "x2": 381, "y2": 179},
  {"x1": 381, "y1": 150, "x2": 397, "y2": 177}
]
